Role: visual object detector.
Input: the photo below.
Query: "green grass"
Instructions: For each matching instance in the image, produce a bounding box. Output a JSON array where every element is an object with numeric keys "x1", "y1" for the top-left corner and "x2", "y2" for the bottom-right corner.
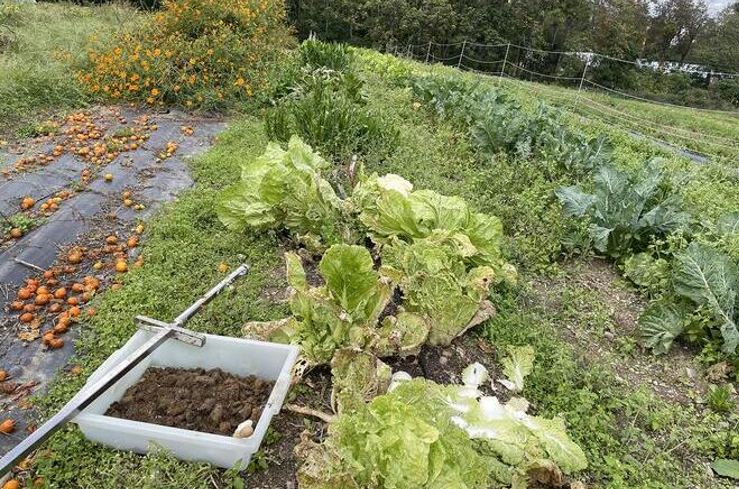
[{"x1": 0, "y1": 2, "x2": 140, "y2": 135}]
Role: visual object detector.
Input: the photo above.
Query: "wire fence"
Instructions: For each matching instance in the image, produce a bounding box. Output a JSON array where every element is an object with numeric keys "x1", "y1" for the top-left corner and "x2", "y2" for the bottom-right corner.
[{"x1": 393, "y1": 40, "x2": 739, "y2": 163}]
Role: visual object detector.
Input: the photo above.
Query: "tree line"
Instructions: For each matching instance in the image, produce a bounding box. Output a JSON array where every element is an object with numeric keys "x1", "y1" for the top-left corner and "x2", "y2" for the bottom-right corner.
[
  {"x1": 287, "y1": 0, "x2": 738, "y2": 73},
  {"x1": 286, "y1": 0, "x2": 739, "y2": 108}
]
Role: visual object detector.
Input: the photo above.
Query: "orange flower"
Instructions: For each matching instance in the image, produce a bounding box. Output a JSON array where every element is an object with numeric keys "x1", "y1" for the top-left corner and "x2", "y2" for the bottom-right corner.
[{"x1": 151, "y1": 88, "x2": 160, "y2": 96}]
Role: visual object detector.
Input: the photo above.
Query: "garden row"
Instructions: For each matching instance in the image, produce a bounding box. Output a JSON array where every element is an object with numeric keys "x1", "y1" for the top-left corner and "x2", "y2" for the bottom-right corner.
[{"x1": 360, "y1": 51, "x2": 739, "y2": 372}]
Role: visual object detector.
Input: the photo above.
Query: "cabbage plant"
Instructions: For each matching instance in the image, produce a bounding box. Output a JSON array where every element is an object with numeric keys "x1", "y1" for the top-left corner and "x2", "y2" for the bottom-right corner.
[{"x1": 555, "y1": 159, "x2": 691, "y2": 259}]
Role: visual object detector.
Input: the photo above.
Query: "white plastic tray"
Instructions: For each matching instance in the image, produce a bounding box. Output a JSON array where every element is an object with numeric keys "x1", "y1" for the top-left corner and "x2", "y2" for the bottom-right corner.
[{"x1": 73, "y1": 329, "x2": 299, "y2": 469}]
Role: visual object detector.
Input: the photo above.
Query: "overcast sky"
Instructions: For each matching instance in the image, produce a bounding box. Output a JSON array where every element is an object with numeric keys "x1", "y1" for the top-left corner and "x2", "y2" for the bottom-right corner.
[{"x1": 707, "y1": 0, "x2": 734, "y2": 14}]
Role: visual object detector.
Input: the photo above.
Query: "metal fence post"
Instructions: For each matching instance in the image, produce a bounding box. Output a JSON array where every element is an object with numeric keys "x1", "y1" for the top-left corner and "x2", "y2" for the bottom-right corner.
[
  {"x1": 457, "y1": 40, "x2": 466, "y2": 69},
  {"x1": 425, "y1": 41, "x2": 432, "y2": 63},
  {"x1": 406, "y1": 44, "x2": 411, "y2": 58},
  {"x1": 575, "y1": 57, "x2": 590, "y2": 106},
  {"x1": 498, "y1": 42, "x2": 510, "y2": 87}
]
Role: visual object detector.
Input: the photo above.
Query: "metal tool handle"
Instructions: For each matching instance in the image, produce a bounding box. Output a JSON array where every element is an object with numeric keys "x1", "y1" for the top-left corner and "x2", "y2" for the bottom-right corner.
[
  {"x1": 0, "y1": 263, "x2": 249, "y2": 476},
  {"x1": 173, "y1": 264, "x2": 249, "y2": 326}
]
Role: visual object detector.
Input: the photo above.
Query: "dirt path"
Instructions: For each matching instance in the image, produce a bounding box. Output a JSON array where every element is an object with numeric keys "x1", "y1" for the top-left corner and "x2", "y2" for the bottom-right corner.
[{"x1": 0, "y1": 106, "x2": 224, "y2": 455}]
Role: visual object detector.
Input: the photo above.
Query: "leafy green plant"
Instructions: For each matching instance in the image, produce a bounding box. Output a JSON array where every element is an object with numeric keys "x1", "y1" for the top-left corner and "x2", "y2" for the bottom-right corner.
[
  {"x1": 380, "y1": 233, "x2": 498, "y2": 346},
  {"x1": 216, "y1": 136, "x2": 352, "y2": 247},
  {"x1": 353, "y1": 173, "x2": 514, "y2": 275},
  {"x1": 707, "y1": 384, "x2": 735, "y2": 413},
  {"x1": 555, "y1": 159, "x2": 691, "y2": 259},
  {"x1": 639, "y1": 242, "x2": 739, "y2": 354},
  {"x1": 497, "y1": 345, "x2": 535, "y2": 392},
  {"x1": 265, "y1": 69, "x2": 394, "y2": 159},
  {"x1": 243, "y1": 245, "x2": 429, "y2": 365},
  {"x1": 298, "y1": 39, "x2": 354, "y2": 72},
  {"x1": 296, "y1": 363, "x2": 587, "y2": 489}
]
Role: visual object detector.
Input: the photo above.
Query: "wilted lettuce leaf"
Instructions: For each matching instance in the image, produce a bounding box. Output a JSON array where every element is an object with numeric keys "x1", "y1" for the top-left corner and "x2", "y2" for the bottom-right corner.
[
  {"x1": 381, "y1": 234, "x2": 497, "y2": 345},
  {"x1": 447, "y1": 393, "x2": 587, "y2": 476},
  {"x1": 498, "y1": 345, "x2": 535, "y2": 393},
  {"x1": 372, "y1": 311, "x2": 430, "y2": 357},
  {"x1": 217, "y1": 136, "x2": 348, "y2": 246},
  {"x1": 672, "y1": 242, "x2": 738, "y2": 354},
  {"x1": 331, "y1": 349, "x2": 392, "y2": 414}
]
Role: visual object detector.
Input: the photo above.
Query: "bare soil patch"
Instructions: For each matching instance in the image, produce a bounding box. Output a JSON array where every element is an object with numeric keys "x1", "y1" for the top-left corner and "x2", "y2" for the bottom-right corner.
[{"x1": 106, "y1": 366, "x2": 273, "y2": 436}]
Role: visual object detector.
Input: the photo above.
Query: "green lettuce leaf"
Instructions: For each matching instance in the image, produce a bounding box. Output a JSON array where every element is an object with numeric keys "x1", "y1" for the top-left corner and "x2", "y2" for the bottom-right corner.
[
  {"x1": 217, "y1": 136, "x2": 347, "y2": 246},
  {"x1": 381, "y1": 234, "x2": 496, "y2": 345},
  {"x1": 354, "y1": 173, "x2": 512, "y2": 274},
  {"x1": 499, "y1": 345, "x2": 535, "y2": 393}
]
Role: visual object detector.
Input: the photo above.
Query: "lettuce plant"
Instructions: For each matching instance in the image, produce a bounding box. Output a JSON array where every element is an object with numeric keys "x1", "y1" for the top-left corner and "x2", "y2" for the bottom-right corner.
[
  {"x1": 243, "y1": 244, "x2": 430, "y2": 365},
  {"x1": 555, "y1": 159, "x2": 691, "y2": 259},
  {"x1": 295, "y1": 364, "x2": 587, "y2": 489},
  {"x1": 380, "y1": 233, "x2": 499, "y2": 346},
  {"x1": 353, "y1": 173, "x2": 515, "y2": 274},
  {"x1": 217, "y1": 136, "x2": 352, "y2": 247},
  {"x1": 498, "y1": 345, "x2": 535, "y2": 393}
]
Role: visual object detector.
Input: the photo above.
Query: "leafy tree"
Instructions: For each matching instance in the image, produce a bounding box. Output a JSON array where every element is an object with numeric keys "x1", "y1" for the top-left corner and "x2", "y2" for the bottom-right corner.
[
  {"x1": 644, "y1": 0, "x2": 709, "y2": 65},
  {"x1": 692, "y1": 2, "x2": 739, "y2": 73}
]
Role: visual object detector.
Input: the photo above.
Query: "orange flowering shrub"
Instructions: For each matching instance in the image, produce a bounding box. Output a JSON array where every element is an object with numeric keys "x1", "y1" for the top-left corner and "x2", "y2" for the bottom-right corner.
[{"x1": 79, "y1": 0, "x2": 292, "y2": 110}]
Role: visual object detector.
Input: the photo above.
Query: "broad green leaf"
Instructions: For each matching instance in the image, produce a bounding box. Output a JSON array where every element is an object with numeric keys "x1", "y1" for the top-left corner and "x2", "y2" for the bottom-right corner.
[
  {"x1": 319, "y1": 244, "x2": 378, "y2": 314},
  {"x1": 638, "y1": 302, "x2": 687, "y2": 354},
  {"x1": 554, "y1": 186, "x2": 597, "y2": 217},
  {"x1": 717, "y1": 212, "x2": 739, "y2": 236},
  {"x1": 588, "y1": 224, "x2": 612, "y2": 252},
  {"x1": 285, "y1": 252, "x2": 307, "y2": 291},
  {"x1": 711, "y1": 459, "x2": 739, "y2": 480},
  {"x1": 216, "y1": 182, "x2": 275, "y2": 231},
  {"x1": 673, "y1": 243, "x2": 739, "y2": 353}
]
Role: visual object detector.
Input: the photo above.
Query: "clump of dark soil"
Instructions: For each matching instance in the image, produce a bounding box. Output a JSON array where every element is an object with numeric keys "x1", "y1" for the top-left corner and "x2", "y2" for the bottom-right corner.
[{"x1": 105, "y1": 366, "x2": 274, "y2": 436}]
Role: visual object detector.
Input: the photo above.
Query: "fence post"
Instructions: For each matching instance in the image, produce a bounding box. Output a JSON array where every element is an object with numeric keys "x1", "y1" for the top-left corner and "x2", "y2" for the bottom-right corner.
[
  {"x1": 406, "y1": 44, "x2": 411, "y2": 58},
  {"x1": 498, "y1": 42, "x2": 510, "y2": 87},
  {"x1": 393, "y1": 45, "x2": 398, "y2": 56},
  {"x1": 575, "y1": 57, "x2": 590, "y2": 106},
  {"x1": 425, "y1": 41, "x2": 432, "y2": 63},
  {"x1": 457, "y1": 40, "x2": 466, "y2": 69}
]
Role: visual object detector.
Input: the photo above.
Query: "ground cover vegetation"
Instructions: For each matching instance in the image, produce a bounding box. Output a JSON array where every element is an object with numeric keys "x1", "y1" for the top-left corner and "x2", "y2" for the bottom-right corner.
[{"x1": 0, "y1": 3, "x2": 737, "y2": 488}]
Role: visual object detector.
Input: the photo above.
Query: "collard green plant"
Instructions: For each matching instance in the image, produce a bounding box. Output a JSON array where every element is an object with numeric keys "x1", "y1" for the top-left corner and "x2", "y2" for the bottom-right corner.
[
  {"x1": 555, "y1": 160, "x2": 691, "y2": 259},
  {"x1": 639, "y1": 242, "x2": 739, "y2": 354},
  {"x1": 216, "y1": 136, "x2": 352, "y2": 247},
  {"x1": 410, "y1": 73, "x2": 614, "y2": 173}
]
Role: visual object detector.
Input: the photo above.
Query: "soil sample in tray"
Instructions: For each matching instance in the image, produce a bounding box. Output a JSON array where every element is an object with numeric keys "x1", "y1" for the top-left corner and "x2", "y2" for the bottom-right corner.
[{"x1": 105, "y1": 366, "x2": 273, "y2": 436}]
